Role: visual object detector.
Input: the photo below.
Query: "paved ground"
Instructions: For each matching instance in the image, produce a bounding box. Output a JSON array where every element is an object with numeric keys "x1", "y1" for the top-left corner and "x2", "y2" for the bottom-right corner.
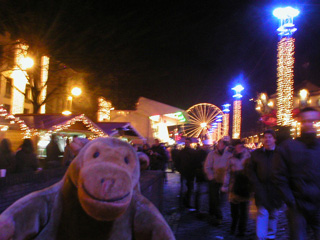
[{"x1": 162, "y1": 172, "x2": 314, "y2": 240}]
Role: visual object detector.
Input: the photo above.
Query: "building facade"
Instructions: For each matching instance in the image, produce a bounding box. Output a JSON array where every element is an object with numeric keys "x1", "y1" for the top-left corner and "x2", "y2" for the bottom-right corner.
[{"x1": 0, "y1": 32, "x2": 86, "y2": 115}]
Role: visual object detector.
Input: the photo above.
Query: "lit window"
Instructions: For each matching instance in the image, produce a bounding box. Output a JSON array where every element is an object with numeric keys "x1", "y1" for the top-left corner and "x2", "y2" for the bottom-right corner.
[
  {"x1": 5, "y1": 77, "x2": 12, "y2": 97},
  {"x1": 25, "y1": 85, "x2": 32, "y2": 103}
]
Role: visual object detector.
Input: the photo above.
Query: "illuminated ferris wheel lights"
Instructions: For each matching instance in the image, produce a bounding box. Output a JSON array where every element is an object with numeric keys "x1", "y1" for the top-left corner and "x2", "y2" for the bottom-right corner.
[
  {"x1": 185, "y1": 103, "x2": 224, "y2": 140},
  {"x1": 200, "y1": 122, "x2": 207, "y2": 128}
]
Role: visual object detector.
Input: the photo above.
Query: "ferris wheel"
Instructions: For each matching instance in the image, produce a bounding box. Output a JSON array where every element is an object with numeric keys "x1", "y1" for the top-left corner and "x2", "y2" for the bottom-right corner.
[{"x1": 184, "y1": 103, "x2": 225, "y2": 142}]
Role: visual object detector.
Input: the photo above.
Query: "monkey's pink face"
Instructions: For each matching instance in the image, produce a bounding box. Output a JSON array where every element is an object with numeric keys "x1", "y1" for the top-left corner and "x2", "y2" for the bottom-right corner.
[{"x1": 69, "y1": 138, "x2": 139, "y2": 221}]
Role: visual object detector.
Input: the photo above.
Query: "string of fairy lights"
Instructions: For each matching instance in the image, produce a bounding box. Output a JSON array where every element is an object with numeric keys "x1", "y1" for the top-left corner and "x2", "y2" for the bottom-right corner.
[
  {"x1": 277, "y1": 37, "x2": 295, "y2": 126},
  {"x1": 0, "y1": 105, "x2": 106, "y2": 139},
  {"x1": 223, "y1": 113, "x2": 229, "y2": 137},
  {"x1": 97, "y1": 97, "x2": 114, "y2": 122},
  {"x1": 0, "y1": 106, "x2": 34, "y2": 138},
  {"x1": 232, "y1": 100, "x2": 241, "y2": 139},
  {"x1": 222, "y1": 104, "x2": 231, "y2": 138},
  {"x1": 51, "y1": 114, "x2": 105, "y2": 139}
]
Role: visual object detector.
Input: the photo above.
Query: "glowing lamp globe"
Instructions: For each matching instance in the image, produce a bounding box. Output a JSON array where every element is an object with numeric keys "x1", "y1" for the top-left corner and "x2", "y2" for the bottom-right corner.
[
  {"x1": 232, "y1": 85, "x2": 244, "y2": 98},
  {"x1": 62, "y1": 110, "x2": 72, "y2": 116},
  {"x1": 267, "y1": 101, "x2": 274, "y2": 107},
  {"x1": 19, "y1": 57, "x2": 34, "y2": 70},
  {"x1": 299, "y1": 89, "x2": 308, "y2": 100},
  {"x1": 71, "y1": 87, "x2": 82, "y2": 96},
  {"x1": 273, "y1": 7, "x2": 299, "y2": 36},
  {"x1": 260, "y1": 93, "x2": 267, "y2": 101},
  {"x1": 273, "y1": 7, "x2": 299, "y2": 19}
]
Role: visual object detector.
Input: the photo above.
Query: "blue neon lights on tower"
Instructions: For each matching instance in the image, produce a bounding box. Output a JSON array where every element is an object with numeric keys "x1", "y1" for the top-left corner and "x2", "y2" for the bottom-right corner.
[
  {"x1": 273, "y1": 7, "x2": 299, "y2": 36},
  {"x1": 216, "y1": 115, "x2": 223, "y2": 123},
  {"x1": 232, "y1": 85, "x2": 244, "y2": 99},
  {"x1": 232, "y1": 85, "x2": 243, "y2": 139},
  {"x1": 273, "y1": 7, "x2": 299, "y2": 126},
  {"x1": 222, "y1": 104, "x2": 231, "y2": 113}
]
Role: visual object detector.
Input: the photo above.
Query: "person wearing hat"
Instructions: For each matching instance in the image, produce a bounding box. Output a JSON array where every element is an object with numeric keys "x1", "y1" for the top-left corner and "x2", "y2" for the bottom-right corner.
[{"x1": 204, "y1": 136, "x2": 232, "y2": 224}]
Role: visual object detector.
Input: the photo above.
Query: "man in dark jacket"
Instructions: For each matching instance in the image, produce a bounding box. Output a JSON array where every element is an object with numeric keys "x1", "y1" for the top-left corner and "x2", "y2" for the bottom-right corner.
[
  {"x1": 273, "y1": 107, "x2": 320, "y2": 240},
  {"x1": 178, "y1": 138, "x2": 197, "y2": 208},
  {"x1": 195, "y1": 144, "x2": 209, "y2": 215},
  {"x1": 150, "y1": 139, "x2": 169, "y2": 171},
  {"x1": 46, "y1": 135, "x2": 63, "y2": 168},
  {"x1": 248, "y1": 129, "x2": 282, "y2": 240}
]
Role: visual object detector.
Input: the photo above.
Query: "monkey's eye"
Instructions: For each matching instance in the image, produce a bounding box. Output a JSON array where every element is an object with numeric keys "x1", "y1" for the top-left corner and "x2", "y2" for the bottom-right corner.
[
  {"x1": 124, "y1": 156, "x2": 129, "y2": 164},
  {"x1": 93, "y1": 151, "x2": 100, "y2": 158}
]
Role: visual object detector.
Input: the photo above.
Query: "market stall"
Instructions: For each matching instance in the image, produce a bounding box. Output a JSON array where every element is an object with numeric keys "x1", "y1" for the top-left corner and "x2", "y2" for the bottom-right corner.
[{"x1": 95, "y1": 122, "x2": 146, "y2": 144}]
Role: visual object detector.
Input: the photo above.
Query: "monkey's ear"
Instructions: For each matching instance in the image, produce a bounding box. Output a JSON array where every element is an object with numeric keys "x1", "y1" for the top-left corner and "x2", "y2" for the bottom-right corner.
[{"x1": 70, "y1": 138, "x2": 90, "y2": 156}]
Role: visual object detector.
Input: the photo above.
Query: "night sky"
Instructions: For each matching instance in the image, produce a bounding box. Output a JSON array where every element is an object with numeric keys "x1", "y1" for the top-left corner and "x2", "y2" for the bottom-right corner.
[{"x1": 1, "y1": 0, "x2": 320, "y2": 134}]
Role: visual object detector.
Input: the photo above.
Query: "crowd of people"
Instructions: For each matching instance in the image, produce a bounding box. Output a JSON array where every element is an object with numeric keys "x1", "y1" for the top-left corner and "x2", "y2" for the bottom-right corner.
[
  {"x1": 0, "y1": 135, "x2": 78, "y2": 175},
  {"x1": 0, "y1": 107, "x2": 319, "y2": 239},
  {"x1": 164, "y1": 107, "x2": 320, "y2": 240},
  {"x1": 0, "y1": 138, "x2": 39, "y2": 174}
]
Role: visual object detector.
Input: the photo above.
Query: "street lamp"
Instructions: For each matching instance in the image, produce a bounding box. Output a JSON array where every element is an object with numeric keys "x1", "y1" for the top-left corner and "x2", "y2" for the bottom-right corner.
[
  {"x1": 71, "y1": 87, "x2": 82, "y2": 96},
  {"x1": 299, "y1": 89, "x2": 309, "y2": 107},
  {"x1": 62, "y1": 110, "x2": 72, "y2": 116},
  {"x1": 299, "y1": 89, "x2": 308, "y2": 100},
  {"x1": 18, "y1": 57, "x2": 34, "y2": 70},
  {"x1": 63, "y1": 87, "x2": 82, "y2": 115}
]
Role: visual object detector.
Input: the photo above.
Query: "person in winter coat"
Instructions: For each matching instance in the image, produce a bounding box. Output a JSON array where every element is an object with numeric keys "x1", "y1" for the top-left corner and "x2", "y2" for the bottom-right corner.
[
  {"x1": 170, "y1": 144, "x2": 180, "y2": 173},
  {"x1": 204, "y1": 136, "x2": 232, "y2": 224},
  {"x1": 273, "y1": 107, "x2": 320, "y2": 240},
  {"x1": 177, "y1": 138, "x2": 197, "y2": 208},
  {"x1": 248, "y1": 129, "x2": 282, "y2": 240},
  {"x1": 0, "y1": 138, "x2": 15, "y2": 174},
  {"x1": 150, "y1": 139, "x2": 169, "y2": 171},
  {"x1": 221, "y1": 140, "x2": 251, "y2": 237},
  {"x1": 15, "y1": 139, "x2": 39, "y2": 173},
  {"x1": 63, "y1": 138, "x2": 75, "y2": 166},
  {"x1": 195, "y1": 144, "x2": 209, "y2": 215},
  {"x1": 46, "y1": 134, "x2": 63, "y2": 168}
]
